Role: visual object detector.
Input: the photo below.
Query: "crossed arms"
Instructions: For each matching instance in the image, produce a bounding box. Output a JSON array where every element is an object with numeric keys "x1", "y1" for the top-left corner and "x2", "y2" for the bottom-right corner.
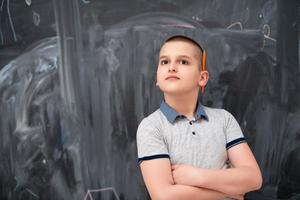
[{"x1": 139, "y1": 143, "x2": 262, "y2": 200}]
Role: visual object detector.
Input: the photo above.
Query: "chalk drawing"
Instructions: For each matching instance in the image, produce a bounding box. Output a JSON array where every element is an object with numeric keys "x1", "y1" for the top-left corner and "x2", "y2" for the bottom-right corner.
[
  {"x1": 25, "y1": 0, "x2": 31, "y2": 6},
  {"x1": 1, "y1": 0, "x2": 4, "y2": 10},
  {"x1": 0, "y1": 0, "x2": 18, "y2": 44},
  {"x1": 84, "y1": 187, "x2": 120, "y2": 200},
  {"x1": 7, "y1": 0, "x2": 17, "y2": 41},
  {"x1": 192, "y1": 16, "x2": 203, "y2": 22},
  {"x1": 82, "y1": 0, "x2": 91, "y2": 4},
  {"x1": 262, "y1": 24, "x2": 276, "y2": 42},
  {"x1": 25, "y1": 188, "x2": 39, "y2": 199},
  {"x1": 14, "y1": 178, "x2": 39, "y2": 199},
  {"x1": 33, "y1": 10, "x2": 40, "y2": 26},
  {"x1": 227, "y1": 22, "x2": 243, "y2": 30},
  {"x1": 243, "y1": 7, "x2": 250, "y2": 23},
  {"x1": 262, "y1": 24, "x2": 276, "y2": 49}
]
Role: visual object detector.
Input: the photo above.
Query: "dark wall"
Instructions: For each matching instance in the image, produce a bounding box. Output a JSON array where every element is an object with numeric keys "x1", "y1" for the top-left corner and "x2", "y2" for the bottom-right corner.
[{"x1": 0, "y1": 0, "x2": 299, "y2": 199}]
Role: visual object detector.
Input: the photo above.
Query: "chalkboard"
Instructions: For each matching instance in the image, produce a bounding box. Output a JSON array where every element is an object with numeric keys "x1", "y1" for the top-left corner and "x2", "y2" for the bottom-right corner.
[{"x1": 0, "y1": 0, "x2": 299, "y2": 199}]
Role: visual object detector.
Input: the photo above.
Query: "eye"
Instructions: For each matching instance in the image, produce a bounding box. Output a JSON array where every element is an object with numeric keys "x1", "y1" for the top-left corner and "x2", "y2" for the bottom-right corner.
[
  {"x1": 160, "y1": 60, "x2": 169, "y2": 65},
  {"x1": 179, "y1": 60, "x2": 189, "y2": 65}
]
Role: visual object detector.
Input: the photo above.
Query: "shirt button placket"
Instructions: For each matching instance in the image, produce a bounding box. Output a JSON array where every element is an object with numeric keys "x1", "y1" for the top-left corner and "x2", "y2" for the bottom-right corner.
[{"x1": 189, "y1": 121, "x2": 196, "y2": 135}]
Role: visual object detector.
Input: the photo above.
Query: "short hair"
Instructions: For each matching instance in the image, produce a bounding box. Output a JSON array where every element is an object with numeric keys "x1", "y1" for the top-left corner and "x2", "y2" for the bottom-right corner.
[{"x1": 165, "y1": 35, "x2": 204, "y2": 54}]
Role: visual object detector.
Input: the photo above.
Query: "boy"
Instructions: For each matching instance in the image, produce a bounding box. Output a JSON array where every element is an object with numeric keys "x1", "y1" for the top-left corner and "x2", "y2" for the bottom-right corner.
[{"x1": 136, "y1": 35, "x2": 262, "y2": 200}]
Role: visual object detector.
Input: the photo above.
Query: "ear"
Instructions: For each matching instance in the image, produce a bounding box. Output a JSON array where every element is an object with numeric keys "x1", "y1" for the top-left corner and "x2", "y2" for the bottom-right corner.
[{"x1": 198, "y1": 70, "x2": 209, "y2": 91}]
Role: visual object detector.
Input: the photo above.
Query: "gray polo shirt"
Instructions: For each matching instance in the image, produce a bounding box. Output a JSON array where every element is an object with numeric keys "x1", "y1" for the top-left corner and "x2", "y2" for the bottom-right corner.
[{"x1": 136, "y1": 101, "x2": 246, "y2": 169}]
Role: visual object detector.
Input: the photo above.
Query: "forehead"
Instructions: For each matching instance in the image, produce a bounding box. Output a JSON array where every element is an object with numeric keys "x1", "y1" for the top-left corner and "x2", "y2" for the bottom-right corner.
[{"x1": 159, "y1": 39, "x2": 201, "y2": 58}]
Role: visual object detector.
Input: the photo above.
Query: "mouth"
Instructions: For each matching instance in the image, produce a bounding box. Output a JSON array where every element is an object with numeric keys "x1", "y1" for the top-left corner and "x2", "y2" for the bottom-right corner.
[{"x1": 166, "y1": 76, "x2": 180, "y2": 80}]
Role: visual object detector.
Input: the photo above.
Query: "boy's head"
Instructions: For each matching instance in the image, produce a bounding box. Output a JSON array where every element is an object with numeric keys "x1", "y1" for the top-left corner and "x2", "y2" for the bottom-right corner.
[{"x1": 156, "y1": 35, "x2": 209, "y2": 96}]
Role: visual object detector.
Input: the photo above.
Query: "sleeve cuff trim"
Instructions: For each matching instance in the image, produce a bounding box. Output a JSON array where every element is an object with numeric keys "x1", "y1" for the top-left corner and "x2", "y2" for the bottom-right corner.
[
  {"x1": 138, "y1": 154, "x2": 170, "y2": 163},
  {"x1": 226, "y1": 137, "x2": 246, "y2": 149}
]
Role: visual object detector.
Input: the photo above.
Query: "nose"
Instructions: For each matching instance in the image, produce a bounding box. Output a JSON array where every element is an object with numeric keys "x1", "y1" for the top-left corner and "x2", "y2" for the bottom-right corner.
[{"x1": 168, "y1": 62, "x2": 177, "y2": 72}]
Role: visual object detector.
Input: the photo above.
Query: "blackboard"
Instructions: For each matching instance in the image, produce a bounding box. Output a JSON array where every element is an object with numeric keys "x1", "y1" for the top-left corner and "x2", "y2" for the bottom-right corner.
[{"x1": 0, "y1": 0, "x2": 299, "y2": 199}]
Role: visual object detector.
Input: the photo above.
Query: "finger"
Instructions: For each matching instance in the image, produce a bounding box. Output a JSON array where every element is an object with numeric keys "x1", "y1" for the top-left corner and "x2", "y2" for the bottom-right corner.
[{"x1": 171, "y1": 165, "x2": 179, "y2": 170}]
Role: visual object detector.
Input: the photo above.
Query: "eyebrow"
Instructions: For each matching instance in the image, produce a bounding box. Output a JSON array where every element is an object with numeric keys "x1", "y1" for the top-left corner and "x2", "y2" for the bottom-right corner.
[{"x1": 159, "y1": 55, "x2": 192, "y2": 60}]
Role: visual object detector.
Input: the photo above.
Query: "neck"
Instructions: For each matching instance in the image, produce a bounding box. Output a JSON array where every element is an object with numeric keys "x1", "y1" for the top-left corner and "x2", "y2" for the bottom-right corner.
[{"x1": 164, "y1": 91, "x2": 199, "y2": 120}]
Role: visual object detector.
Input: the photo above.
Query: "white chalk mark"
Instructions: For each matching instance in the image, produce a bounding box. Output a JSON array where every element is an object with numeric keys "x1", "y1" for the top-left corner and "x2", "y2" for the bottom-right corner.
[
  {"x1": 32, "y1": 10, "x2": 40, "y2": 26},
  {"x1": 263, "y1": 34, "x2": 276, "y2": 42},
  {"x1": 13, "y1": 179, "x2": 20, "y2": 191},
  {"x1": 263, "y1": 24, "x2": 270, "y2": 37},
  {"x1": 0, "y1": 0, "x2": 4, "y2": 10},
  {"x1": 163, "y1": 24, "x2": 195, "y2": 28},
  {"x1": 262, "y1": 24, "x2": 276, "y2": 42},
  {"x1": 84, "y1": 187, "x2": 120, "y2": 200},
  {"x1": 243, "y1": 7, "x2": 250, "y2": 23},
  {"x1": 13, "y1": 177, "x2": 39, "y2": 199},
  {"x1": 81, "y1": 0, "x2": 90, "y2": 4},
  {"x1": 227, "y1": 22, "x2": 243, "y2": 31},
  {"x1": 25, "y1": 188, "x2": 39, "y2": 199},
  {"x1": 83, "y1": 191, "x2": 93, "y2": 200},
  {"x1": 7, "y1": 0, "x2": 17, "y2": 41},
  {"x1": 25, "y1": 0, "x2": 31, "y2": 6},
  {"x1": 192, "y1": 16, "x2": 203, "y2": 22},
  {"x1": 261, "y1": 24, "x2": 276, "y2": 49}
]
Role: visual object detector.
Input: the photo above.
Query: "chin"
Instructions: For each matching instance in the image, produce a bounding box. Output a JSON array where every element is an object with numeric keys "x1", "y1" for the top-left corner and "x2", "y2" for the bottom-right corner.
[
  {"x1": 160, "y1": 88, "x2": 184, "y2": 96},
  {"x1": 159, "y1": 85, "x2": 198, "y2": 97}
]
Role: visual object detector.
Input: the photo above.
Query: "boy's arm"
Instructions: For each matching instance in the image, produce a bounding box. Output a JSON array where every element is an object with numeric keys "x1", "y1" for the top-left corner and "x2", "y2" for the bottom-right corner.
[
  {"x1": 140, "y1": 158, "x2": 243, "y2": 200},
  {"x1": 172, "y1": 143, "x2": 263, "y2": 195}
]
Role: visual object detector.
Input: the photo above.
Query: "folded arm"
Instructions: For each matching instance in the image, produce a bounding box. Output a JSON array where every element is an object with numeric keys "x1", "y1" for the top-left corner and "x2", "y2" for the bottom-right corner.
[
  {"x1": 140, "y1": 158, "x2": 243, "y2": 200},
  {"x1": 172, "y1": 143, "x2": 263, "y2": 195}
]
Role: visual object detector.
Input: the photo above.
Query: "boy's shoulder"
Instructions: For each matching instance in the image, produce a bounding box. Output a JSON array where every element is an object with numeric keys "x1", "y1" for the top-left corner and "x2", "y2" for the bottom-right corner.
[
  {"x1": 137, "y1": 109, "x2": 165, "y2": 130},
  {"x1": 201, "y1": 104, "x2": 222, "y2": 113},
  {"x1": 202, "y1": 105, "x2": 235, "y2": 121}
]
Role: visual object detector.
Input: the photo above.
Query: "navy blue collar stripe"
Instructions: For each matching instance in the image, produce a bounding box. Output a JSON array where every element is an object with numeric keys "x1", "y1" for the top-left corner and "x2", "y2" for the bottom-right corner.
[{"x1": 160, "y1": 100, "x2": 208, "y2": 123}]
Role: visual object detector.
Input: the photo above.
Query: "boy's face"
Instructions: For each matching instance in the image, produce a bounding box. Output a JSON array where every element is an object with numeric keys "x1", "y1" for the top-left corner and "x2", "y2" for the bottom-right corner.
[{"x1": 156, "y1": 39, "x2": 208, "y2": 95}]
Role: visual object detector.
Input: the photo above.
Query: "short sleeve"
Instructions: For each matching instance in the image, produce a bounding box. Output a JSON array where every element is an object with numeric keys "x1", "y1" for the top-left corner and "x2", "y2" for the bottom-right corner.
[
  {"x1": 223, "y1": 109, "x2": 247, "y2": 150},
  {"x1": 136, "y1": 118, "x2": 169, "y2": 163}
]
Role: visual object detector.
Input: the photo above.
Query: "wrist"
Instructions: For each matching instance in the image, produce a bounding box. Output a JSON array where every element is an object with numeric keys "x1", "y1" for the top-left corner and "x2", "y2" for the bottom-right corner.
[{"x1": 193, "y1": 167, "x2": 206, "y2": 187}]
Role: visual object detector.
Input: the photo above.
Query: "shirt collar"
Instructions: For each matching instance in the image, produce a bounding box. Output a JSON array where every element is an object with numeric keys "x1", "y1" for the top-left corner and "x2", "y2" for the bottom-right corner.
[{"x1": 160, "y1": 100, "x2": 208, "y2": 123}]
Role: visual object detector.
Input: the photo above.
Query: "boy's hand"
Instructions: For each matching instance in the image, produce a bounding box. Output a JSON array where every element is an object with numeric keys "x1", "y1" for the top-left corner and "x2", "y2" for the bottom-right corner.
[{"x1": 171, "y1": 164, "x2": 200, "y2": 186}]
